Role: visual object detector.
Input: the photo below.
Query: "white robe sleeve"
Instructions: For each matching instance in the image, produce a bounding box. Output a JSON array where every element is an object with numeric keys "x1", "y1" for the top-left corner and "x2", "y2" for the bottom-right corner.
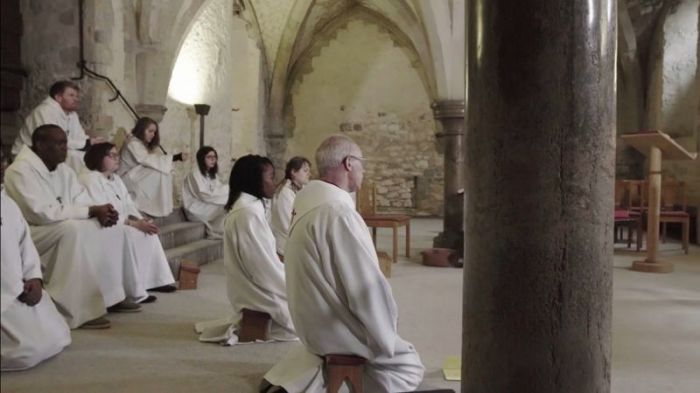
[
  {"x1": 3, "y1": 167, "x2": 90, "y2": 225},
  {"x1": 65, "y1": 113, "x2": 88, "y2": 150},
  {"x1": 329, "y1": 212, "x2": 399, "y2": 358},
  {"x1": 125, "y1": 141, "x2": 173, "y2": 174},
  {"x1": 235, "y1": 210, "x2": 287, "y2": 298},
  {"x1": 19, "y1": 217, "x2": 43, "y2": 282}
]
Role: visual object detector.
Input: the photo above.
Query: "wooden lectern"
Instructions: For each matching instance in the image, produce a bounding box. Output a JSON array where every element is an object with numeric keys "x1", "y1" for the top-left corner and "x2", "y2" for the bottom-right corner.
[{"x1": 621, "y1": 130, "x2": 697, "y2": 273}]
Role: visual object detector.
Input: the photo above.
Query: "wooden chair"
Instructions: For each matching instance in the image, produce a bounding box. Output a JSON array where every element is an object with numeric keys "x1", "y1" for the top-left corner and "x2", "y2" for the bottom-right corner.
[
  {"x1": 613, "y1": 180, "x2": 642, "y2": 250},
  {"x1": 324, "y1": 354, "x2": 366, "y2": 393},
  {"x1": 632, "y1": 179, "x2": 689, "y2": 254},
  {"x1": 357, "y1": 182, "x2": 411, "y2": 263},
  {"x1": 238, "y1": 308, "x2": 271, "y2": 342}
]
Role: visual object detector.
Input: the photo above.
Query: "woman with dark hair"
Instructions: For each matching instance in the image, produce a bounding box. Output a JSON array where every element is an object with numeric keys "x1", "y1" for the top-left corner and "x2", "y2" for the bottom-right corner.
[
  {"x1": 270, "y1": 156, "x2": 311, "y2": 259},
  {"x1": 195, "y1": 155, "x2": 296, "y2": 345},
  {"x1": 181, "y1": 146, "x2": 228, "y2": 239},
  {"x1": 79, "y1": 142, "x2": 176, "y2": 297},
  {"x1": 118, "y1": 117, "x2": 188, "y2": 217}
]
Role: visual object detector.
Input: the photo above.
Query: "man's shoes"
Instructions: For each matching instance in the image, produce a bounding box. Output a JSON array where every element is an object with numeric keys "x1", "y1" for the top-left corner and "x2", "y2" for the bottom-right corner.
[
  {"x1": 140, "y1": 295, "x2": 157, "y2": 304},
  {"x1": 107, "y1": 300, "x2": 142, "y2": 313},
  {"x1": 149, "y1": 284, "x2": 177, "y2": 293},
  {"x1": 79, "y1": 316, "x2": 111, "y2": 329}
]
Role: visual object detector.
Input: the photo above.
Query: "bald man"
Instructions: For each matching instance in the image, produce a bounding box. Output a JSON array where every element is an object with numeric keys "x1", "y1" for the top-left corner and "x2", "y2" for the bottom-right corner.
[
  {"x1": 4, "y1": 125, "x2": 148, "y2": 329},
  {"x1": 262, "y1": 135, "x2": 424, "y2": 392}
]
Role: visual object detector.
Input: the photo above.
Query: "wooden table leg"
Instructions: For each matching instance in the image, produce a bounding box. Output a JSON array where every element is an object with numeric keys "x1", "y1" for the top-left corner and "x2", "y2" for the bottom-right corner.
[
  {"x1": 683, "y1": 219, "x2": 689, "y2": 254},
  {"x1": 405, "y1": 220, "x2": 410, "y2": 258},
  {"x1": 372, "y1": 227, "x2": 377, "y2": 245},
  {"x1": 392, "y1": 223, "x2": 398, "y2": 263}
]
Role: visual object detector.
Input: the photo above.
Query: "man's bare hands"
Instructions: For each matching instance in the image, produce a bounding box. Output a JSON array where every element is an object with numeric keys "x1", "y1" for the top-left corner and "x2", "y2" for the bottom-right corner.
[
  {"x1": 89, "y1": 204, "x2": 119, "y2": 227},
  {"x1": 18, "y1": 278, "x2": 43, "y2": 306},
  {"x1": 130, "y1": 219, "x2": 159, "y2": 235}
]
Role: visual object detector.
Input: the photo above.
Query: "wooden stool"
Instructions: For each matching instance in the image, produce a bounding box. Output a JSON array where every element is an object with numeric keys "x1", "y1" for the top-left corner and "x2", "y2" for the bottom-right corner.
[
  {"x1": 238, "y1": 308, "x2": 271, "y2": 342},
  {"x1": 377, "y1": 251, "x2": 392, "y2": 278},
  {"x1": 324, "y1": 354, "x2": 366, "y2": 393},
  {"x1": 178, "y1": 262, "x2": 200, "y2": 290}
]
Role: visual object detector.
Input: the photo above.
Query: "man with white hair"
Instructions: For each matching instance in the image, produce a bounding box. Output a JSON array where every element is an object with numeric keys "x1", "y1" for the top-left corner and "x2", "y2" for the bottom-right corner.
[{"x1": 262, "y1": 134, "x2": 424, "y2": 392}]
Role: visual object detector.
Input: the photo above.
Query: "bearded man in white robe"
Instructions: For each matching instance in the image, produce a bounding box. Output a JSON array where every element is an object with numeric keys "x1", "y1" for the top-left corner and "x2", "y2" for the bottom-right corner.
[
  {"x1": 1, "y1": 151, "x2": 71, "y2": 371},
  {"x1": 11, "y1": 80, "x2": 104, "y2": 173},
  {"x1": 262, "y1": 135, "x2": 424, "y2": 393},
  {"x1": 4, "y1": 125, "x2": 148, "y2": 329}
]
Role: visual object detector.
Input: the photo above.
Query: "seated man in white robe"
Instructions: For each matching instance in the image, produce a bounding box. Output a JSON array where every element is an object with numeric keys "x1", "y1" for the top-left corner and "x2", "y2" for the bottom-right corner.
[
  {"x1": 262, "y1": 135, "x2": 424, "y2": 393},
  {"x1": 4, "y1": 125, "x2": 149, "y2": 329},
  {"x1": 11, "y1": 80, "x2": 104, "y2": 173},
  {"x1": 195, "y1": 155, "x2": 296, "y2": 345},
  {"x1": 1, "y1": 151, "x2": 71, "y2": 371}
]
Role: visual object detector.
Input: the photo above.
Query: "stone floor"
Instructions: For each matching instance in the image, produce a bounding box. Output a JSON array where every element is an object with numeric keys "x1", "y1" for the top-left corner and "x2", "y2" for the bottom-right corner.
[{"x1": 2, "y1": 218, "x2": 699, "y2": 393}]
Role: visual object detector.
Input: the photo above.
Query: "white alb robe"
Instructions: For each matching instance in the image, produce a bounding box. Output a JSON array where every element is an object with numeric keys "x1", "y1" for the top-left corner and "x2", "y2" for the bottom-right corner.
[
  {"x1": 3, "y1": 146, "x2": 148, "y2": 328},
  {"x1": 270, "y1": 180, "x2": 296, "y2": 256},
  {"x1": 11, "y1": 96, "x2": 89, "y2": 173},
  {"x1": 1, "y1": 190, "x2": 71, "y2": 371},
  {"x1": 263, "y1": 180, "x2": 424, "y2": 393},
  {"x1": 118, "y1": 138, "x2": 174, "y2": 217},
  {"x1": 195, "y1": 193, "x2": 296, "y2": 345},
  {"x1": 182, "y1": 169, "x2": 228, "y2": 239},
  {"x1": 78, "y1": 170, "x2": 175, "y2": 291}
]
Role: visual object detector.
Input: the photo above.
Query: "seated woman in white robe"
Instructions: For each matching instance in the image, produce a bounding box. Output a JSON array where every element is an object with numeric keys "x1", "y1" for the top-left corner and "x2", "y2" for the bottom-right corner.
[
  {"x1": 182, "y1": 146, "x2": 229, "y2": 239},
  {"x1": 195, "y1": 155, "x2": 296, "y2": 345},
  {"x1": 1, "y1": 152, "x2": 71, "y2": 371},
  {"x1": 270, "y1": 156, "x2": 311, "y2": 259},
  {"x1": 118, "y1": 117, "x2": 188, "y2": 217},
  {"x1": 80, "y1": 143, "x2": 177, "y2": 296}
]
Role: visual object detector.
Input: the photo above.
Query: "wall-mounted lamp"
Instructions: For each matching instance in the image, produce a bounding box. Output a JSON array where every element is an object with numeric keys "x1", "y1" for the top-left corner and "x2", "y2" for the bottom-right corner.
[{"x1": 194, "y1": 104, "x2": 211, "y2": 148}]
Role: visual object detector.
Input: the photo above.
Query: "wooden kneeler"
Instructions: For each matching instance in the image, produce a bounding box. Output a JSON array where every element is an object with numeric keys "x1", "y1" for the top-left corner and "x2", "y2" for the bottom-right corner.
[
  {"x1": 238, "y1": 308, "x2": 271, "y2": 342},
  {"x1": 324, "y1": 354, "x2": 366, "y2": 393}
]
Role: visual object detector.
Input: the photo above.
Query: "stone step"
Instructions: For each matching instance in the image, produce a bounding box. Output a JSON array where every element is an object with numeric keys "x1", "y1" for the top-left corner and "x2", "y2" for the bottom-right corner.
[
  {"x1": 153, "y1": 208, "x2": 187, "y2": 227},
  {"x1": 165, "y1": 238, "x2": 223, "y2": 278},
  {"x1": 158, "y1": 221, "x2": 206, "y2": 249}
]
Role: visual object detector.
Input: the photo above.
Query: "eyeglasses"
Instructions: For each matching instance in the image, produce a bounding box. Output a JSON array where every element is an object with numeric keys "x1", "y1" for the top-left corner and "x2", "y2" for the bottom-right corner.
[
  {"x1": 205, "y1": 154, "x2": 217, "y2": 159},
  {"x1": 107, "y1": 153, "x2": 120, "y2": 160},
  {"x1": 346, "y1": 155, "x2": 364, "y2": 163}
]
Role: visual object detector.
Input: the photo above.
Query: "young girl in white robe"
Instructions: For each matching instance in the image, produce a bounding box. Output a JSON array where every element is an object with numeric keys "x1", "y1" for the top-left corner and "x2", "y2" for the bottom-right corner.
[
  {"x1": 270, "y1": 156, "x2": 311, "y2": 259},
  {"x1": 182, "y1": 146, "x2": 229, "y2": 239},
  {"x1": 80, "y1": 143, "x2": 176, "y2": 296},
  {"x1": 118, "y1": 117, "x2": 188, "y2": 217},
  {"x1": 195, "y1": 155, "x2": 296, "y2": 345}
]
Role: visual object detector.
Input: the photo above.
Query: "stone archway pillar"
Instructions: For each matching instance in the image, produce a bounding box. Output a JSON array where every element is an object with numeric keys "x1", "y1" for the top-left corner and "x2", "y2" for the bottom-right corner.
[
  {"x1": 136, "y1": 104, "x2": 168, "y2": 122},
  {"x1": 462, "y1": 0, "x2": 616, "y2": 392},
  {"x1": 432, "y1": 100, "x2": 466, "y2": 252}
]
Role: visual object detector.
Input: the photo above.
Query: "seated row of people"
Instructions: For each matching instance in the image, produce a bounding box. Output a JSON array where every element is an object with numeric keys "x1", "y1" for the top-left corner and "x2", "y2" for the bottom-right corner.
[{"x1": 1, "y1": 125, "x2": 178, "y2": 370}]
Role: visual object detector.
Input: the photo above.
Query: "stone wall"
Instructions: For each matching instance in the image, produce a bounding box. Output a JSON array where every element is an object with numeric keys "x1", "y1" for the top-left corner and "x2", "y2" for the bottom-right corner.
[
  {"x1": 285, "y1": 18, "x2": 442, "y2": 215},
  {"x1": 160, "y1": 0, "x2": 267, "y2": 204}
]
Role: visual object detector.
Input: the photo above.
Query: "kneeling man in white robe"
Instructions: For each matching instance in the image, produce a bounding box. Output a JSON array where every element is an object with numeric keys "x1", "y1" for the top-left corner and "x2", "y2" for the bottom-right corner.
[
  {"x1": 4, "y1": 125, "x2": 148, "y2": 329},
  {"x1": 1, "y1": 154, "x2": 71, "y2": 371},
  {"x1": 262, "y1": 135, "x2": 424, "y2": 393}
]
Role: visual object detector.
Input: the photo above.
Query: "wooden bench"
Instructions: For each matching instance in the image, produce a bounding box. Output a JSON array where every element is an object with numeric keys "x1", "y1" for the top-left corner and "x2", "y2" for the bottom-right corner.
[
  {"x1": 239, "y1": 308, "x2": 271, "y2": 342},
  {"x1": 324, "y1": 354, "x2": 366, "y2": 393}
]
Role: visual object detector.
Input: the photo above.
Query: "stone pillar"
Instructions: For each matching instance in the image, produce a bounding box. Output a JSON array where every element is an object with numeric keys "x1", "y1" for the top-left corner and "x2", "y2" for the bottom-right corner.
[
  {"x1": 135, "y1": 104, "x2": 167, "y2": 122},
  {"x1": 463, "y1": 0, "x2": 615, "y2": 392},
  {"x1": 432, "y1": 100, "x2": 466, "y2": 252}
]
